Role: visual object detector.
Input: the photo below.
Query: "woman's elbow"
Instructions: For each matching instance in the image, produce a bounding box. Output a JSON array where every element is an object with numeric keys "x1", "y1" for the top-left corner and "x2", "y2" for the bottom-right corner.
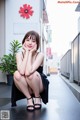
[{"x1": 18, "y1": 69, "x2": 25, "y2": 75}]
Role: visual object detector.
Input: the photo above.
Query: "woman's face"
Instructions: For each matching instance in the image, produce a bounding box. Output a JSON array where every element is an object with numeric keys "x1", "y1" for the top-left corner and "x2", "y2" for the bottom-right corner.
[{"x1": 24, "y1": 35, "x2": 37, "y2": 50}]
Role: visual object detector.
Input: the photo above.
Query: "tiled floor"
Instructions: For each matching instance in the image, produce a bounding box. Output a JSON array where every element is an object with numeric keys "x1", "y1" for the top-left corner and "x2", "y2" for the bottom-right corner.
[{"x1": 0, "y1": 74, "x2": 80, "y2": 120}]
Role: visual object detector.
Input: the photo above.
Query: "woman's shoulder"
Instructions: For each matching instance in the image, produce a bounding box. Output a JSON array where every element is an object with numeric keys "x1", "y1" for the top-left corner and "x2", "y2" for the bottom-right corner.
[{"x1": 37, "y1": 52, "x2": 44, "y2": 57}]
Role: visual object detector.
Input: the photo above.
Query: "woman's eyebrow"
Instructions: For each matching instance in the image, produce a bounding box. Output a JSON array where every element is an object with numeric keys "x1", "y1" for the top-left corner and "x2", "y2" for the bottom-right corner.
[{"x1": 32, "y1": 36, "x2": 36, "y2": 40}]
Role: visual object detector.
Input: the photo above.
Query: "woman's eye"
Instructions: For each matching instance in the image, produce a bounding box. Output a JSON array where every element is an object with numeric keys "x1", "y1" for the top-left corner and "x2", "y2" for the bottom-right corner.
[
  {"x1": 26, "y1": 39, "x2": 29, "y2": 41},
  {"x1": 32, "y1": 39, "x2": 36, "y2": 42},
  {"x1": 32, "y1": 40, "x2": 36, "y2": 42}
]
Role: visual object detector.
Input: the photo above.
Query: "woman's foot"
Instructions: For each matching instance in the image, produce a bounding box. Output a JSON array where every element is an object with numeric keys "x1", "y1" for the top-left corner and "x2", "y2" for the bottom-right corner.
[
  {"x1": 34, "y1": 96, "x2": 42, "y2": 110},
  {"x1": 27, "y1": 97, "x2": 34, "y2": 112}
]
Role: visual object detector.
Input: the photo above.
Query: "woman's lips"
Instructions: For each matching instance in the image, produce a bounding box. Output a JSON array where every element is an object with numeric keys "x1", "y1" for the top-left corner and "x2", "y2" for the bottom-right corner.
[{"x1": 27, "y1": 46, "x2": 33, "y2": 48}]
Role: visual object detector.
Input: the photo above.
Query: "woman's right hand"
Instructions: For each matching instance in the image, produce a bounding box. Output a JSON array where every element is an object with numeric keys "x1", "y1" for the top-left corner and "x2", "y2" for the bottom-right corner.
[
  {"x1": 22, "y1": 44, "x2": 26, "y2": 51},
  {"x1": 22, "y1": 44, "x2": 29, "y2": 53}
]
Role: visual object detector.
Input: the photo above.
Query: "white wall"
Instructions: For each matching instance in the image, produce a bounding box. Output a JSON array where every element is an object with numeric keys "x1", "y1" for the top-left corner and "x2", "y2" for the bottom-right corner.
[
  {"x1": 78, "y1": 16, "x2": 80, "y2": 33},
  {"x1": 5, "y1": 0, "x2": 41, "y2": 54}
]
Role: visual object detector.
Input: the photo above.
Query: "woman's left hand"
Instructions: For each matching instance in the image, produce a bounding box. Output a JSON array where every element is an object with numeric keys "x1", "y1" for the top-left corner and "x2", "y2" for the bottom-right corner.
[{"x1": 30, "y1": 44, "x2": 37, "y2": 53}]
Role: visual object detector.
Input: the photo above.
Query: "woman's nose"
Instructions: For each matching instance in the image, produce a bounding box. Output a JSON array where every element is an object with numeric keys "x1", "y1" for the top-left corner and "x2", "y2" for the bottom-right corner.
[{"x1": 29, "y1": 40, "x2": 32, "y2": 44}]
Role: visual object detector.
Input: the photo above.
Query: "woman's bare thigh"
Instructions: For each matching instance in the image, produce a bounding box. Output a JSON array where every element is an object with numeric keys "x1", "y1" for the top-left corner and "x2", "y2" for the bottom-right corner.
[{"x1": 36, "y1": 71, "x2": 44, "y2": 92}]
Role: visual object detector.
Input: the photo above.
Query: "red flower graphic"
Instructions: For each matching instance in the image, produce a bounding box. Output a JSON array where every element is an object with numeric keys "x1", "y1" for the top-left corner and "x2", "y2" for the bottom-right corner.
[{"x1": 19, "y1": 4, "x2": 34, "y2": 19}]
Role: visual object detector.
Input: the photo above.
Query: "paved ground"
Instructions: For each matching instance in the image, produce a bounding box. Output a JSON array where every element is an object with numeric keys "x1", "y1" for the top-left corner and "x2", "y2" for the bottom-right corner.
[{"x1": 0, "y1": 74, "x2": 80, "y2": 120}]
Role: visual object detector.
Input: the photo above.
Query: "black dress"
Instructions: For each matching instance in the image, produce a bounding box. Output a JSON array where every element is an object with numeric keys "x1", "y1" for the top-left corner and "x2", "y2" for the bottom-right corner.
[
  {"x1": 11, "y1": 66, "x2": 49, "y2": 107},
  {"x1": 36, "y1": 66, "x2": 49, "y2": 104}
]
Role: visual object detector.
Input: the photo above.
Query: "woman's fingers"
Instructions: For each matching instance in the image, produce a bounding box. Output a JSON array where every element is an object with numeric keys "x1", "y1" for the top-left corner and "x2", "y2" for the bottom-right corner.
[{"x1": 22, "y1": 45, "x2": 26, "y2": 50}]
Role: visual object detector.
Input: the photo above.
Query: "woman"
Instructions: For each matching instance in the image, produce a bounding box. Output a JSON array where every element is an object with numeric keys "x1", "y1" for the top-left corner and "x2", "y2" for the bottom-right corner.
[{"x1": 14, "y1": 31, "x2": 49, "y2": 111}]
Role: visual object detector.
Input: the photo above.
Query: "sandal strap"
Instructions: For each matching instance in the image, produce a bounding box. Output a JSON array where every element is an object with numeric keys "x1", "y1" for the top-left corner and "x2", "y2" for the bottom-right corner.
[
  {"x1": 35, "y1": 96, "x2": 41, "y2": 98},
  {"x1": 34, "y1": 103, "x2": 41, "y2": 106},
  {"x1": 34, "y1": 104, "x2": 41, "y2": 109},
  {"x1": 27, "y1": 97, "x2": 32, "y2": 100},
  {"x1": 27, "y1": 105, "x2": 34, "y2": 111},
  {"x1": 27, "y1": 105, "x2": 34, "y2": 108}
]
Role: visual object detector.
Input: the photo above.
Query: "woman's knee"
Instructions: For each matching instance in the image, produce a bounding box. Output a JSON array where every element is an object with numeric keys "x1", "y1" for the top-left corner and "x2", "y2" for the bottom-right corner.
[
  {"x1": 14, "y1": 70, "x2": 21, "y2": 81},
  {"x1": 27, "y1": 74, "x2": 34, "y2": 80},
  {"x1": 27, "y1": 72, "x2": 39, "y2": 81}
]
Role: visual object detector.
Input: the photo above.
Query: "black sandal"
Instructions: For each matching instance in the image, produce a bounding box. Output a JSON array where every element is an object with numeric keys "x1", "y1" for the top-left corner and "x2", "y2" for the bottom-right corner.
[
  {"x1": 27, "y1": 97, "x2": 34, "y2": 112},
  {"x1": 34, "y1": 96, "x2": 42, "y2": 110}
]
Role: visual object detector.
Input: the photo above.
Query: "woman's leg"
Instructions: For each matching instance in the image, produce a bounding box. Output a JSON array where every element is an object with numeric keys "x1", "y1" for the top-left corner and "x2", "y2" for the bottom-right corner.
[
  {"x1": 14, "y1": 71, "x2": 34, "y2": 110},
  {"x1": 26, "y1": 71, "x2": 44, "y2": 107},
  {"x1": 26, "y1": 71, "x2": 43, "y2": 96}
]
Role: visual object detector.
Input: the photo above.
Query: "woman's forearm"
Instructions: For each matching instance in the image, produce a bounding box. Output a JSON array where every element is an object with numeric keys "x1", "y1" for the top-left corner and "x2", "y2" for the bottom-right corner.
[
  {"x1": 25, "y1": 52, "x2": 32, "y2": 76},
  {"x1": 18, "y1": 51, "x2": 29, "y2": 75}
]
